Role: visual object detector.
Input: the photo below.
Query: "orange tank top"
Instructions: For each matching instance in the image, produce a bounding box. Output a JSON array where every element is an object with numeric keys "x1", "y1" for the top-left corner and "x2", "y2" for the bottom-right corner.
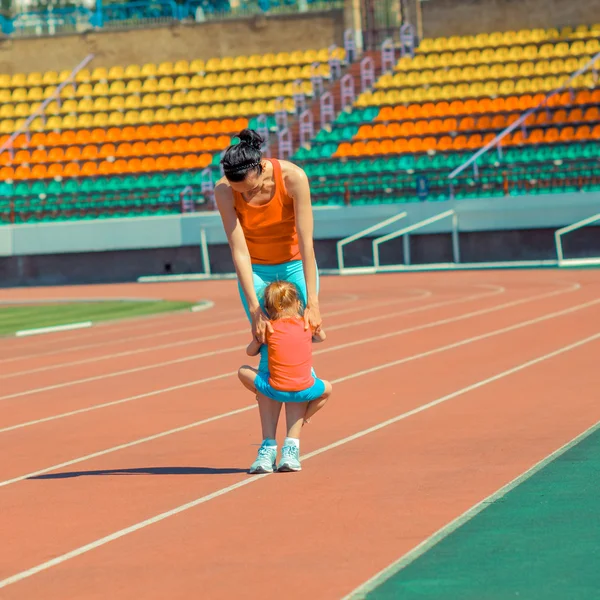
[
  {"x1": 267, "y1": 317, "x2": 314, "y2": 392},
  {"x1": 232, "y1": 158, "x2": 301, "y2": 265}
]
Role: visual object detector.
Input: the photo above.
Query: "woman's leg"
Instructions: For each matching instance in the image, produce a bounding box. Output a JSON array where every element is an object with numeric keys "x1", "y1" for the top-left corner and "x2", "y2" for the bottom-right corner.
[{"x1": 277, "y1": 401, "x2": 308, "y2": 472}]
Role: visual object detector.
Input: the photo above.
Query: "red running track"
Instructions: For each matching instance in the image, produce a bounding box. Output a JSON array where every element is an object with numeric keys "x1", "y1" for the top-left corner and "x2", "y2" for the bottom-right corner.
[{"x1": 0, "y1": 269, "x2": 598, "y2": 599}]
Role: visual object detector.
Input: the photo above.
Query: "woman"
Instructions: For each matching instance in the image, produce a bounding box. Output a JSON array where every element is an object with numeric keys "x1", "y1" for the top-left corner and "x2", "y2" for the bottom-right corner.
[{"x1": 215, "y1": 129, "x2": 323, "y2": 473}]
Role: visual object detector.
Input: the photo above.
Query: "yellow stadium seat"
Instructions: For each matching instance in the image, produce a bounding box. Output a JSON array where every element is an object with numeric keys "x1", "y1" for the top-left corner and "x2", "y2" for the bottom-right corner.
[
  {"x1": 411, "y1": 55, "x2": 427, "y2": 70},
  {"x1": 44, "y1": 115, "x2": 60, "y2": 130},
  {"x1": 157, "y1": 62, "x2": 173, "y2": 77},
  {"x1": 233, "y1": 55, "x2": 249, "y2": 71},
  {"x1": 75, "y1": 68, "x2": 91, "y2": 83},
  {"x1": 124, "y1": 64, "x2": 141, "y2": 79},
  {"x1": 199, "y1": 89, "x2": 214, "y2": 103},
  {"x1": 216, "y1": 72, "x2": 231, "y2": 86},
  {"x1": 487, "y1": 32, "x2": 504, "y2": 46},
  {"x1": 289, "y1": 51, "x2": 304, "y2": 66},
  {"x1": 452, "y1": 51, "x2": 468, "y2": 66},
  {"x1": 141, "y1": 79, "x2": 158, "y2": 93},
  {"x1": 57, "y1": 70, "x2": 71, "y2": 83},
  {"x1": 516, "y1": 29, "x2": 532, "y2": 44},
  {"x1": 107, "y1": 112, "x2": 123, "y2": 126},
  {"x1": 59, "y1": 99, "x2": 76, "y2": 114},
  {"x1": 432, "y1": 37, "x2": 448, "y2": 52},
  {"x1": 174, "y1": 76, "x2": 190, "y2": 90},
  {"x1": 77, "y1": 98, "x2": 93, "y2": 112},
  {"x1": 0, "y1": 90, "x2": 10, "y2": 102},
  {"x1": 183, "y1": 105, "x2": 197, "y2": 120},
  {"x1": 60, "y1": 85, "x2": 76, "y2": 99},
  {"x1": 519, "y1": 62, "x2": 535, "y2": 77},
  {"x1": 45, "y1": 101, "x2": 59, "y2": 115},
  {"x1": 155, "y1": 108, "x2": 170, "y2": 122},
  {"x1": 275, "y1": 52, "x2": 291, "y2": 67},
  {"x1": 417, "y1": 38, "x2": 434, "y2": 53},
  {"x1": 203, "y1": 73, "x2": 218, "y2": 87},
  {"x1": 26, "y1": 72, "x2": 43, "y2": 86},
  {"x1": 27, "y1": 87, "x2": 43, "y2": 101},
  {"x1": 0, "y1": 74, "x2": 10, "y2": 87},
  {"x1": 123, "y1": 110, "x2": 140, "y2": 125},
  {"x1": 156, "y1": 92, "x2": 171, "y2": 106},
  {"x1": 158, "y1": 77, "x2": 174, "y2": 91},
  {"x1": 141, "y1": 94, "x2": 157, "y2": 108},
  {"x1": 91, "y1": 67, "x2": 108, "y2": 81},
  {"x1": 0, "y1": 104, "x2": 14, "y2": 118},
  {"x1": 94, "y1": 97, "x2": 110, "y2": 111},
  {"x1": 10, "y1": 88, "x2": 25, "y2": 104},
  {"x1": 307, "y1": 49, "x2": 322, "y2": 63},
  {"x1": 189, "y1": 59, "x2": 205, "y2": 73},
  {"x1": 204, "y1": 57, "x2": 221, "y2": 72},
  {"x1": 77, "y1": 114, "x2": 93, "y2": 128},
  {"x1": 515, "y1": 79, "x2": 531, "y2": 94},
  {"x1": 530, "y1": 29, "x2": 546, "y2": 43},
  {"x1": 11, "y1": 74, "x2": 27, "y2": 87},
  {"x1": 508, "y1": 46, "x2": 523, "y2": 61},
  {"x1": 61, "y1": 115, "x2": 77, "y2": 129},
  {"x1": 186, "y1": 90, "x2": 201, "y2": 104},
  {"x1": 375, "y1": 74, "x2": 393, "y2": 89},
  {"x1": 76, "y1": 83, "x2": 93, "y2": 98},
  {"x1": 498, "y1": 80, "x2": 515, "y2": 95},
  {"x1": 109, "y1": 96, "x2": 125, "y2": 111},
  {"x1": 190, "y1": 75, "x2": 204, "y2": 89},
  {"x1": 585, "y1": 38, "x2": 600, "y2": 53},
  {"x1": 555, "y1": 42, "x2": 570, "y2": 57},
  {"x1": 140, "y1": 63, "x2": 156, "y2": 78},
  {"x1": 221, "y1": 57, "x2": 235, "y2": 71},
  {"x1": 522, "y1": 45, "x2": 538, "y2": 60},
  {"x1": 105, "y1": 81, "x2": 122, "y2": 95},
  {"x1": 505, "y1": 63, "x2": 519, "y2": 77},
  {"x1": 214, "y1": 88, "x2": 228, "y2": 102},
  {"x1": 484, "y1": 81, "x2": 499, "y2": 96},
  {"x1": 502, "y1": 31, "x2": 517, "y2": 46},
  {"x1": 227, "y1": 86, "x2": 241, "y2": 102},
  {"x1": 464, "y1": 50, "x2": 479, "y2": 65},
  {"x1": 123, "y1": 95, "x2": 141, "y2": 110},
  {"x1": 173, "y1": 60, "x2": 190, "y2": 75},
  {"x1": 209, "y1": 104, "x2": 224, "y2": 119},
  {"x1": 261, "y1": 53, "x2": 276, "y2": 68},
  {"x1": 246, "y1": 55, "x2": 262, "y2": 69},
  {"x1": 92, "y1": 113, "x2": 108, "y2": 127},
  {"x1": 0, "y1": 119, "x2": 14, "y2": 134}
]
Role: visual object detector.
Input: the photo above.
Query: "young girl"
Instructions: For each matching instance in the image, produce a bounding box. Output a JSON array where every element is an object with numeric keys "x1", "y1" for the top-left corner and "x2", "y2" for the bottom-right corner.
[{"x1": 238, "y1": 280, "x2": 332, "y2": 474}]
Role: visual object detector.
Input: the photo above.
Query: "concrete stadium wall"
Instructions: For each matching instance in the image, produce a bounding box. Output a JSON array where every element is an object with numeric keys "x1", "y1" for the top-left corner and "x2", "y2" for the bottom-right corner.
[
  {"x1": 0, "y1": 10, "x2": 344, "y2": 74},
  {"x1": 0, "y1": 192, "x2": 599, "y2": 287},
  {"x1": 419, "y1": 0, "x2": 598, "y2": 38}
]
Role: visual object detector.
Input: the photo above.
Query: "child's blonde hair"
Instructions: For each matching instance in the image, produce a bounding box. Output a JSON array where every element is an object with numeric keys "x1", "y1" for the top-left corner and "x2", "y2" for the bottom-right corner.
[{"x1": 263, "y1": 280, "x2": 302, "y2": 320}]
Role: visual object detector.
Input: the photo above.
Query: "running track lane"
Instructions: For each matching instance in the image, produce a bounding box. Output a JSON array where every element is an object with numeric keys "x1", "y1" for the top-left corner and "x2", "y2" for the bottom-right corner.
[
  {"x1": 0, "y1": 281, "x2": 581, "y2": 478},
  {"x1": 0, "y1": 287, "x2": 598, "y2": 595},
  {"x1": 0, "y1": 283, "x2": 504, "y2": 423}
]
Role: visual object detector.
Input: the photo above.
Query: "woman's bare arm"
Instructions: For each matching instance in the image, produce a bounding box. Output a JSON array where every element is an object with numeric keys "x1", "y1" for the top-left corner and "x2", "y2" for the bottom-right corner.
[
  {"x1": 285, "y1": 164, "x2": 322, "y2": 332},
  {"x1": 214, "y1": 181, "x2": 273, "y2": 341}
]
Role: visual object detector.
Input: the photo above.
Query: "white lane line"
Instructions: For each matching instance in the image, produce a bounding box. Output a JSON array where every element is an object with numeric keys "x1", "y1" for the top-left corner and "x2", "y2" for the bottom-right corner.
[
  {"x1": 342, "y1": 419, "x2": 600, "y2": 600},
  {"x1": 1, "y1": 331, "x2": 598, "y2": 591},
  {"x1": 0, "y1": 286, "x2": 497, "y2": 401},
  {"x1": 0, "y1": 290, "x2": 434, "y2": 380},
  {"x1": 1, "y1": 294, "x2": 596, "y2": 491},
  {"x1": 0, "y1": 291, "x2": 364, "y2": 363},
  {"x1": 0, "y1": 283, "x2": 572, "y2": 430},
  {"x1": 15, "y1": 322, "x2": 93, "y2": 337}
]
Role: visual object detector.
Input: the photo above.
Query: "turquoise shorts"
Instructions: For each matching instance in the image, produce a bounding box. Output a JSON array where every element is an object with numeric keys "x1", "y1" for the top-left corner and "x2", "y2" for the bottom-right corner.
[
  {"x1": 254, "y1": 372, "x2": 326, "y2": 403},
  {"x1": 237, "y1": 259, "x2": 319, "y2": 374}
]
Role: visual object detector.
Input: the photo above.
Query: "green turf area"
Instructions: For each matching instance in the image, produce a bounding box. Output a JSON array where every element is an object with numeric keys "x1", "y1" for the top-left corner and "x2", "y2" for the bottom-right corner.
[
  {"x1": 0, "y1": 300, "x2": 196, "y2": 335},
  {"x1": 364, "y1": 426, "x2": 600, "y2": 600}
]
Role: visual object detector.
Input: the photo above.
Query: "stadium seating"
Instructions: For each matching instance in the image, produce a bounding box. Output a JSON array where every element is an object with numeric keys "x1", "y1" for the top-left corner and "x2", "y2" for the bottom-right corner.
[
  {"x1": 292, "y1": 24, "x2": 600, "y2": 204},
  {"x1": 0, "y1": 48, "x2": 344, "y2": 223}
]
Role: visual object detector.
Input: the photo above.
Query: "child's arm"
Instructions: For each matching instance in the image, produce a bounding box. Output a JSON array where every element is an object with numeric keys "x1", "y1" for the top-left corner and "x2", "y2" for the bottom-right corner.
[
  {"x1": 312, "y1": 328, "x2": 326, "y2": 343},
  {"x1": 246, "y1": 338, "x2": 262, "y2": 356}
]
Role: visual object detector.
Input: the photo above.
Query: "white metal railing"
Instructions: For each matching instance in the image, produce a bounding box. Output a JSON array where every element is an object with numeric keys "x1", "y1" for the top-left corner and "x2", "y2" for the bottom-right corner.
[
  {"x1": 199, "y1": 227, "x2": 211, "y2": 275},
  {"x1": 555, "y1": 212, "x2": 600, "y2": 266},
  {"x1": 336, "y1": 212, "x2": 407, "y2": 270},
  {"x1": 373, "y1": 209, "x2": 460, "y2": 269}
]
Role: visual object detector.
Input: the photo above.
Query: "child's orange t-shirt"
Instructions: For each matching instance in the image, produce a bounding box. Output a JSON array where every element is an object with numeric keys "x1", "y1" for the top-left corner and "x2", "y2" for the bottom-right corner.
[{"x1": 267, "y1": 317, "x2": 314, "y2": 392}]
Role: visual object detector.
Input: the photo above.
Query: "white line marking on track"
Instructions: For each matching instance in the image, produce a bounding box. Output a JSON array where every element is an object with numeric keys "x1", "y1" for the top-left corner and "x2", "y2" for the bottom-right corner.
[
  {"x1": 0, "y1": 283, "x2": 576, "y2": 430},
  {"x1": 0, "y1": 290, "x2": 434, "y2": 380},
  {"x1": 0, "y1": 290, "x2": 365, "y2": 363},
  {"x1": 15, "y1": 322, "x2": 93, "y2": 337},
  {"x1": 1, "y1": 294, "x2": 596, "y2": 490},
  {"x1": 1, "y1": 330, "x2": 598, "y2": 591},
  {"x1": 341, "y1": 419, "x2": 600, "y2": 599},
  {"x1": 2, "y1": 286, "x2": 498, "y2": 400}
]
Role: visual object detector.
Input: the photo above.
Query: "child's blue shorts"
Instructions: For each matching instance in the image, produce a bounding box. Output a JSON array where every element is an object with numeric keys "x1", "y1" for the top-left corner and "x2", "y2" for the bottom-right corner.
[{"x1": 254, "y1": 372, "x2": 326, "y2": 403}]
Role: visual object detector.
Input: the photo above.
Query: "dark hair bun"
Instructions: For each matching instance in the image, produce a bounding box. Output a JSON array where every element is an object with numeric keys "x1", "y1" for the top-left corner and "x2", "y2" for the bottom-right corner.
[{"x1": 238, "y1": 129, "x2": 263, "y2": 150}]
